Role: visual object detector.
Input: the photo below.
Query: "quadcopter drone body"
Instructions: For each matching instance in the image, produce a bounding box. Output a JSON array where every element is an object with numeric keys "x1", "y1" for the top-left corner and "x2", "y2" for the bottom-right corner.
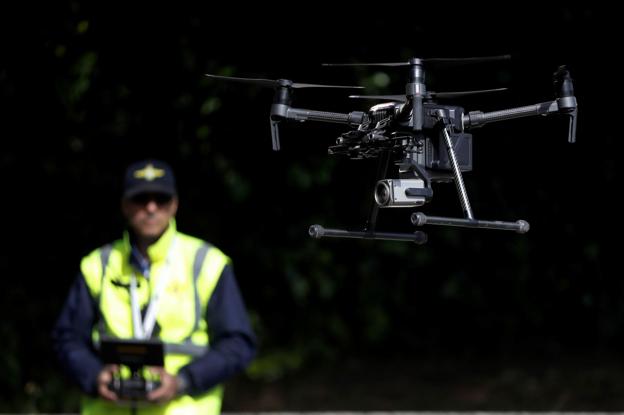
[{"x1": 206, "y1": 56, "x2": 577, "y2": 244}]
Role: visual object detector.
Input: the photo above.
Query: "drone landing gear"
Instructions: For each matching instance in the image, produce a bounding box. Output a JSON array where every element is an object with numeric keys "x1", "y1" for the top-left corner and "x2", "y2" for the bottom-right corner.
[
  {"x1": 309, "y1": 150, "x2": 429, "y2": 244},
  {"x1": 411, "y1": 212, "x2": 529, "y2": 233},
  {"x1": 309, "y1": 224, "x2": 428, "y2": 244},
  {"x1": 411, "y1": 110, "x2": 530, "y2": 234}
]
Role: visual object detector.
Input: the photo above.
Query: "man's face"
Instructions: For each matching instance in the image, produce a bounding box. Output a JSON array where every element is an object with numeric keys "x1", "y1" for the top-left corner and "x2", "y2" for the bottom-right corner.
[{"x1": 121, "y1": 193, "x2": 178, "y2": 240}]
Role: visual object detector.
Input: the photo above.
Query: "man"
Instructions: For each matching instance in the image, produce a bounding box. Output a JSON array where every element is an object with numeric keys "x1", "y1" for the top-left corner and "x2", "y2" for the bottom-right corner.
[{"x1": 52, "y1": 159, "x2": 257, "y2": 415}]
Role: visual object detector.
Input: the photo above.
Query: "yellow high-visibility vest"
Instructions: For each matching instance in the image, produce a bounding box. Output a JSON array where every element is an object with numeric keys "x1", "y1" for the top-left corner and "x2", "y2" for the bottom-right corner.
[{"x1": 80, "y1": 220, "x2": 229, "y2": 415}]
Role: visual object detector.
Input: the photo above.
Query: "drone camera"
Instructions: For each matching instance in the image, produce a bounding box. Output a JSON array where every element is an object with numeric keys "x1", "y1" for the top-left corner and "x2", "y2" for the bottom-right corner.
[{"x1": 375, "y1": 178, "x2": 429, "y2": 208}]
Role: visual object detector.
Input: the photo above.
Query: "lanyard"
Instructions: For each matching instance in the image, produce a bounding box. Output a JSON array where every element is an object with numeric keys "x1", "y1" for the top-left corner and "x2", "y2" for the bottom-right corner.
[{"x1": 129, "y1": 238, "x2": 176, "y2": 339}]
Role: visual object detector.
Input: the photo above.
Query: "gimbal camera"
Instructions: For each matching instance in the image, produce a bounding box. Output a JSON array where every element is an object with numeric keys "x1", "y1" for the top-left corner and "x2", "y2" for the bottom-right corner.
[{"x1": 206, "y1": 55, "x2": 577, "y2": 244}]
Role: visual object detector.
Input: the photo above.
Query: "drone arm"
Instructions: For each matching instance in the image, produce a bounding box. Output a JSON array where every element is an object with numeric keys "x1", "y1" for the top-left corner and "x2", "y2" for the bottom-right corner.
[
  {"x1": 272, "y1": 104, "x2": 367, "y2": 126},
  {"x1": 463, "y1": 98, "x2": 578, "y2": 143},
  {"x1": 463, "y1": 100, "x2": 557, "y2": 127}
]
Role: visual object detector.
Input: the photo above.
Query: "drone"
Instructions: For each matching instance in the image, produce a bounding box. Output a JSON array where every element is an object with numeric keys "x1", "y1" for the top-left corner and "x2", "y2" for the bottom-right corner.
[{"x1": 205, "y1": 55, "x2": 577, "y2": 244}]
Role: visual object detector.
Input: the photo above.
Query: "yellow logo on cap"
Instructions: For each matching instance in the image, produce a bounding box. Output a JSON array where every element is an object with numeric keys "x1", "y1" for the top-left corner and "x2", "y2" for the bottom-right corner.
[{"x1": 134, "y1": 163, "x2": 165, "y2": 181}]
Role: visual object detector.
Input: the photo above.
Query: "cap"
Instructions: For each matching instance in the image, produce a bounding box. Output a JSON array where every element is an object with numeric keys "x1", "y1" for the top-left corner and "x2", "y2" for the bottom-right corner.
[{"x1": 123, "y1": 159, "x2": 177, "y2": 199}]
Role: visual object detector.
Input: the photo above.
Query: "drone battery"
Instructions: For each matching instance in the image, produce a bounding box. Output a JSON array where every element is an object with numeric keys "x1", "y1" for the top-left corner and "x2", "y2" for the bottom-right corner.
[{"x1": 424, "y1": 132, "x2": 472, "y2": 172}]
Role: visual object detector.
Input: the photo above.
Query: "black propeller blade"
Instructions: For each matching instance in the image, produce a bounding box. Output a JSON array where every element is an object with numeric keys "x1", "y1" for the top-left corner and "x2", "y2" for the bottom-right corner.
[
  {"x1": 205, "y1": 74, "x2": 363, "y2": 89},
  {"x1": 432, "y1": 87, "x2": 508, "y2": 98},
  {"x1": 349, "y1": 94, "x2": 406, "y2": 102},
  {"x1": 323, "y1": 55, "x2": 511, "y2": 67},
  {"x1": 349, "y1": 88, "x2": 508, "y2": 102}
]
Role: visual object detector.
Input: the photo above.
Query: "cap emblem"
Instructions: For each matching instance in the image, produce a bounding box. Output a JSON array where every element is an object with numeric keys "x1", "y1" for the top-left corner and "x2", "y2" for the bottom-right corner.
[{"x1": 134, "y1": 163, "x2": 165, "y2": 181}]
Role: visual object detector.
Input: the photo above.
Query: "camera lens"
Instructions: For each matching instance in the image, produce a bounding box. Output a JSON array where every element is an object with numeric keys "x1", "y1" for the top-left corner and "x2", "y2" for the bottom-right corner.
[{"x1": 374, "y1": 181, "x2": 391, "y2": 206}]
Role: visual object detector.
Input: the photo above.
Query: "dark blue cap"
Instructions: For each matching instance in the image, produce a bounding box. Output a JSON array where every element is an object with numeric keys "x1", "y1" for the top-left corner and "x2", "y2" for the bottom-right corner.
[{"x1": 123, "y1": 159, "x2": 177, "y2": 199}]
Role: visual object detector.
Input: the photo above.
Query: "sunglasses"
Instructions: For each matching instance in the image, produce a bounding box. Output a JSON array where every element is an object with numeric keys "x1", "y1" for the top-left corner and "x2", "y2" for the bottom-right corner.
[{"x1": 129, "y1": 193, "x2": 173, "y2": 206}]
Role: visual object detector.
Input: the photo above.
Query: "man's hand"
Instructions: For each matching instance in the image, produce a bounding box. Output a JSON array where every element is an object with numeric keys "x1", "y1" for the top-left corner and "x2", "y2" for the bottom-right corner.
[
  {"x1": 96, "y1": 364, "x2": 119, "y2": 401},
  {"x1": 147, "y1": 367, "x2": 180, "y2": 403}
]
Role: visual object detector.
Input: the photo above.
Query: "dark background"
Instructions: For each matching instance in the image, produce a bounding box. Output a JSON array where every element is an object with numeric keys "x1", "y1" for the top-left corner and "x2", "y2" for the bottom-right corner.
[{"x1": 1, "y1": 3, "x2": 622, "y2": 412}]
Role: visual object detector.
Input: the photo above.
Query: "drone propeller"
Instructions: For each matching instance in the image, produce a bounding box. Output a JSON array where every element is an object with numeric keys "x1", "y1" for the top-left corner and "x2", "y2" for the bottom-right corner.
[
  {"x1": 348, "y1": 94, "x2": 406, "y2": 102},
  {"x1": 349, "y1": 88, "x2": 508, "y2": 102},
  {"x1": 322, "y1": 55, "x2": 511, "y2": 67},
  {"x1": 204, "y1": 74, "x2": 363, "y2": 90},
  {"x1": 205, "y1": 74, "x2": 364, "y2": 151},
  {"x1": 325, "y1": 55, "x2": 510, "y2": 132}
]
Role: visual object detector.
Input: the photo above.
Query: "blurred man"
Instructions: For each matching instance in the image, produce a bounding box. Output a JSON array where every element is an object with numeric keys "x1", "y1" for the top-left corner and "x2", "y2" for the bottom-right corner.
[{"x1": 53, "y1": 159, "x2": 256, "y2": 414}]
